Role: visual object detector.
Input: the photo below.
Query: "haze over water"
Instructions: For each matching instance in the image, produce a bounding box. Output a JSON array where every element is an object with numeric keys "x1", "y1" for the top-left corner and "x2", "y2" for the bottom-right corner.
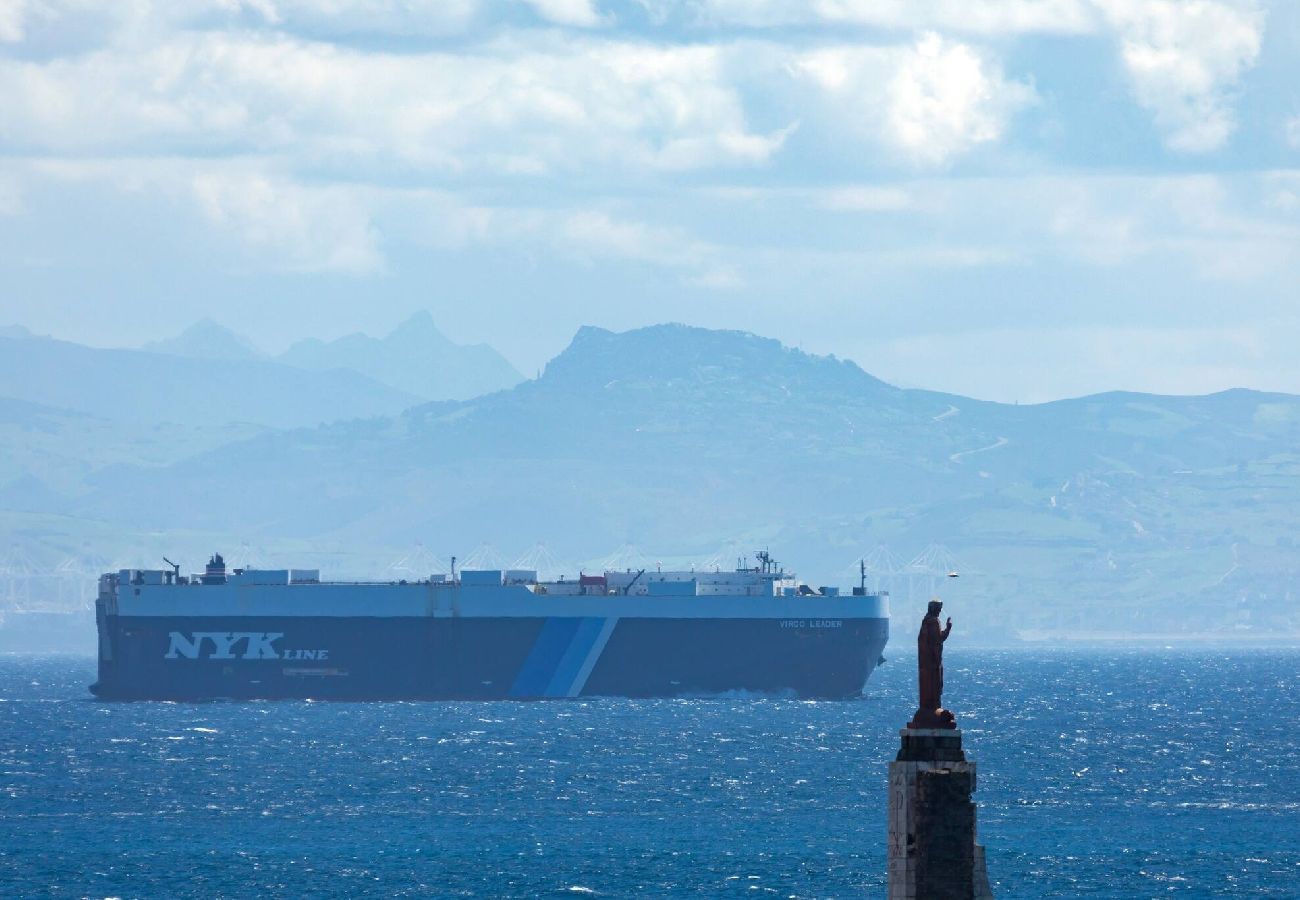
[{"x1": 4, "y1": 648, "x2": 1297, "y2": 897}]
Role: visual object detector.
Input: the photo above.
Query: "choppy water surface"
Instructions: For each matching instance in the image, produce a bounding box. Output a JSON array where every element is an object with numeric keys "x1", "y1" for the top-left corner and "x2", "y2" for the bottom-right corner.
[{"x1": 2, "y1": 649, "x2": 1298, "y2": 897}]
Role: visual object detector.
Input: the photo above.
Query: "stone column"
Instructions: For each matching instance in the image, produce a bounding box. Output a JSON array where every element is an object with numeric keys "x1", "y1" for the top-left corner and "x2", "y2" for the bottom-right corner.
[{"x1": 887, "y1": 729, "x2": 993, "y2": 899}]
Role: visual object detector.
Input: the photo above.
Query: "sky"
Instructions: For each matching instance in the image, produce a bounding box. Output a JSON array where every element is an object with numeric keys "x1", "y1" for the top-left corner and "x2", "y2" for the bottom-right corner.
[{"x1": 0, "y1": 0, "x2": 1298, "y2": 402}]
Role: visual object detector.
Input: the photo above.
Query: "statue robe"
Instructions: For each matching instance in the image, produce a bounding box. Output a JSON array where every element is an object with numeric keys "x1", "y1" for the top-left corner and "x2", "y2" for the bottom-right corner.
[{"x1": 917, "y1": 613, "x2": 950, "y2": 710}]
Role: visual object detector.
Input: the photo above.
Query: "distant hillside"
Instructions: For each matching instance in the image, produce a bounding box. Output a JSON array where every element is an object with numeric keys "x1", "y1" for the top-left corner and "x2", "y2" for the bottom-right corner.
[
  {"x1": 0, "y1": 335, "x2": 420, "y2": 428},
  {"x1": 0, "y1": 394, "x2": 264, "y2": 505},
  {"x1": 141, "y1": 318, "x2": 264, "y2": 362},
  {"x1": 65, "y1": 324, "x2": 1300, "y2": 641},
  {"x1": 278, "y1": 311, "x2": 524, "y2": 401}
]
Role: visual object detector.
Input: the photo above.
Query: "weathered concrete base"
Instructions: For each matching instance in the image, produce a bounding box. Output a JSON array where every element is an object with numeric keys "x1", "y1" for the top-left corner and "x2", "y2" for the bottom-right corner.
[{"x1": 888, "y1": 729, "x2": 993, "y2": 899}]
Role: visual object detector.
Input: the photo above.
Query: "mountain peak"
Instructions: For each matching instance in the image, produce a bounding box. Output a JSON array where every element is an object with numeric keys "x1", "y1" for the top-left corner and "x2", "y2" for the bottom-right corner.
[
  {"x1": 557, "y1": 323, "x2": 781, "y2": 363},
  {"x1": 543, "y1": 323, "x2": 891, "y2": 395},
  {"x1": 386, "y1": 311, "x2": 453, "y2": 348},
  {"x1": 144, "y1": 319, "x2": 263, "y2": 362},
  {"x1": 278, "y1": 312, "x2": 523, "y2": 401}
]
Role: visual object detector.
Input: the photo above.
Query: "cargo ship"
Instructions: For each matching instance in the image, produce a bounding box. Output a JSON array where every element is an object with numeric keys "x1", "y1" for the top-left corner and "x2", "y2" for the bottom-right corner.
[{"x1": 91, "y1": 551, "x2": 889, "y2": 700}]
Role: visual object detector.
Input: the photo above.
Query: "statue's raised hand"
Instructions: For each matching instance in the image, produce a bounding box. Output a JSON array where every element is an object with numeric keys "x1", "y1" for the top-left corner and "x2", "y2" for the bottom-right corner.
[{"x1": 946, "y1": 617, "x2": 952, "y2": 629}]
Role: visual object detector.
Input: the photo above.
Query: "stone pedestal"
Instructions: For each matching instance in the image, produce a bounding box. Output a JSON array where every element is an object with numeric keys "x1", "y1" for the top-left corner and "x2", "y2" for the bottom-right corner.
[{"x1": 887, "y1": 729, "x2": 993, "y2": 899}]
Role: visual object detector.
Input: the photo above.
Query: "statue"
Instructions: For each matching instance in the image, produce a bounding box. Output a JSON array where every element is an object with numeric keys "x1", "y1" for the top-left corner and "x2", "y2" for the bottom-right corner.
[{"x1": 908, "y1": 599, "x2": 956, "y2": 729}]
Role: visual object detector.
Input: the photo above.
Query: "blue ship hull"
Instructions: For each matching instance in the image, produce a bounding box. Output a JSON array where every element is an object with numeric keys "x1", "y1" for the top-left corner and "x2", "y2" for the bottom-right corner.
[{"x1": 91, "y1": 613, "x2": 889, "y2": 701}]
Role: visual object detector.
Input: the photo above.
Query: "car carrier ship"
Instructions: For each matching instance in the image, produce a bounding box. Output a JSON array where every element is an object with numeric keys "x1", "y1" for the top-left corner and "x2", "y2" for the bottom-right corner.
[{"x1": 91, "y1": 551, "x2": 889, "y2": 701}]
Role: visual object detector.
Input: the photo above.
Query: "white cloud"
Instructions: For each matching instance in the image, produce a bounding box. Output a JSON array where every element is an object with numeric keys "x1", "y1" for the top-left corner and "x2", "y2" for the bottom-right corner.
[
  {"x1": 521, "y1": 0, "x2": 605, "y2": 28},
  {"x1": 4, "y1": 0, "x2": 1100, "y2": 45},
  {"x1": 936, "y1": 171, "x2": 1300, "y2": 277},
  {"x1": 10, "y1": 156, "x2": 742, "y2": 284},
  {"x1": 711, "y1": 170, "x2": 1300, "y2": 283},
  {"x1": 0, "y1": 1, "x2": 616, "y2": 51},
  {"x1": 815, "y1": 185, "x2": 912, "y2": 211},
  {"x1": 665, "y1": 0, "x2": 1268, "y2": 156},
  {"x1": 0, "y1": 32, "x2": 785, "y2": 175},
  {"x1": 1, "y1": 0, "x2": 485, "y2": 47},
  {"x1": 253, "y1": 0, "x2": 602, "y2": 33},
  {"x1": 427, "y1": 204, "x2": 739, "y2": 287},
  {"x1": 7, "y1": 157, "x2": 386, "y2": 271},
  {"x1": 688, "y1": 0, "x2": 1099, "y2": 34},
  {"x1": 0, "y1": 173, "x2": 21, "y2": 215},
  {"x1": 6, "y1": 1, "x2": 1266, "y2": 179},
  {"x1": 0, "y1": 0, "x2": 28, "y2": 42},
  {"x1": 1266, "y1": 172, "x2": 1300, "y2": 214},
  {"x1": 1047, "y1": 191, "x2": 1141, "y2": 265},
  {"x1": 192, "y1": 171, "x2": 383, "y2": 274},
  {"x1": 684, "y1": 265, "x2": 743, "y2": 289},
  {"x1": 1096, "y1": 0, "x2": 1263, "y2": 153},
  {"x1": 793, "y1": 34, "x2": 1035, "y2": 165},
  {"x1": 553, "y1": 209, "x2": 695, "y2": 265},
  {"x1": 886, "y1": 33, "x2": 1035, "y2": 164},
  {"x1": 0, "y1": 0, "x2": 66, "y2": 43}
]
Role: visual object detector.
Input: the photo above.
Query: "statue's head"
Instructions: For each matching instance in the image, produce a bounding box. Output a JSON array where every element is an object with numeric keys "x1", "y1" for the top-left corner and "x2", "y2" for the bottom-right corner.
[{"x1": 927, "y1": 599, "x2": 943, "y2": 617}]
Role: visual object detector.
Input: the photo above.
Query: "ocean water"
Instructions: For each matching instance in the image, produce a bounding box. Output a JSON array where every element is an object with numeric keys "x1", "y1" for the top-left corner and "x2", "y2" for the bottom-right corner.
[{"x1": 2, "y1": 649, "x2": 1298, "y2": 898}]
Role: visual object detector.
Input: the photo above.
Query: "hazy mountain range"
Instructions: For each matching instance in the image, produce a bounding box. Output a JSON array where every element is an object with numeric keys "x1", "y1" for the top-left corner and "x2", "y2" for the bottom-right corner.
[
  {"x1": 0, "y1": 332, "x2": 418, "y2": 430},
  {"x1": 277, "y1": 311, "x2": 524, "y2": 402},
  {"x1": 2, "y1": 321, "x2": 1298, "y2": 646},
  {"x1": 0, "y1": 312, "x2": 523, "y2": 493},
  {"x1": 142, "y1": 318, "x2": 265, "y2": 362},
  {"x1": 139, "y1": 312, "x2": 524, "y2": 401}
]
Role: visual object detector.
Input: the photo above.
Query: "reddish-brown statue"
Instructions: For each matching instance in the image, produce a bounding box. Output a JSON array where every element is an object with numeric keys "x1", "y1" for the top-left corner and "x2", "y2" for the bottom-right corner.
[{"x1": 908, "y1": 599, "x2": 956, "y2": 729}]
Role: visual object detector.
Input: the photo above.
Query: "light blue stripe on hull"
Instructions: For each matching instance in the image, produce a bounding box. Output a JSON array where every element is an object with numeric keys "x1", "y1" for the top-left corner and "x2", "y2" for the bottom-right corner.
[
  {"x1": 509, "y1": 617, "x2": 617, "y2": 698},
  {"x1": 567, "y1": 617, "x2": 619, "y2": 697},
  {"x1": 508, "y1": 617, "x2": 580, "y2": 697},
  {"x1": 545, "y1": 617, "x2": 605, "y2": 698}
]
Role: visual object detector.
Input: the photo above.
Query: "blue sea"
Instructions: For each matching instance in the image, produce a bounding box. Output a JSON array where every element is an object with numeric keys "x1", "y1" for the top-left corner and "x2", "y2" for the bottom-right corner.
[{"x1": 2, "y1": 649, "x2": 1298, "y2": 897}]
